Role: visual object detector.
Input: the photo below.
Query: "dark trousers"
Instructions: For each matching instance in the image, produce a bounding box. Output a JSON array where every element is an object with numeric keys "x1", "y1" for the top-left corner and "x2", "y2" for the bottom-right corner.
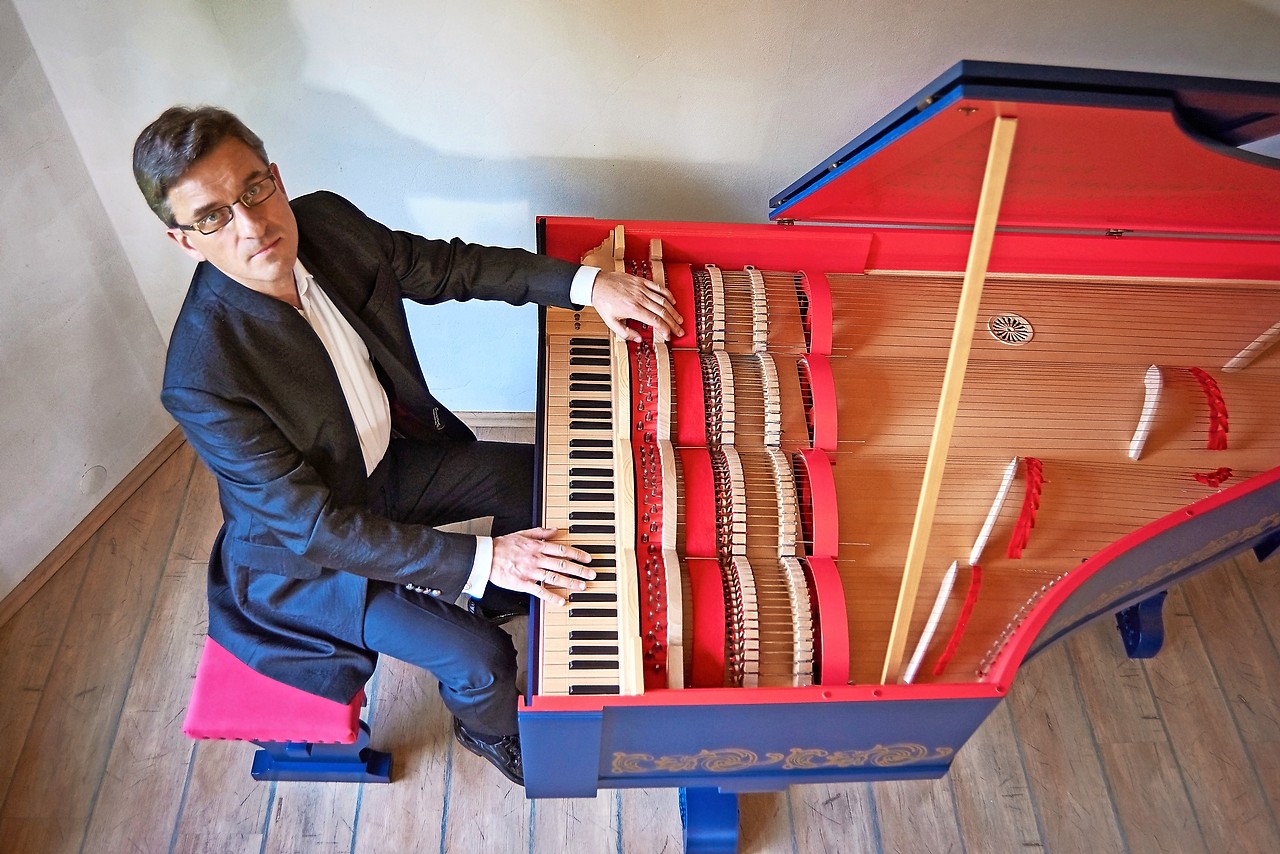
[{"x1": 362, "y1": 437, "x2": 533, "y2": 736}]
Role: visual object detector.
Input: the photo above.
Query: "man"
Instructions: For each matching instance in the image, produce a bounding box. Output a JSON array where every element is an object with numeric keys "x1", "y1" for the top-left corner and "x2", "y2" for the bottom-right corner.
[{"x1": 133, "y1": 106, "x2": 683, "y2": 785}]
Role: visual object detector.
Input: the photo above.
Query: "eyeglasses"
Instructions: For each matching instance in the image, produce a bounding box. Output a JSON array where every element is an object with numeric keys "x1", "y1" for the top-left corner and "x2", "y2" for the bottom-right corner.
[{"x1": 175, "y1": 173, "x2": 278, "y2": 235}]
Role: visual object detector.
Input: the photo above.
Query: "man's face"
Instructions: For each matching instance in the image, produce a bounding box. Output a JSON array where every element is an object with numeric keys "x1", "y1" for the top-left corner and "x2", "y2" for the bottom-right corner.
[{"x1": 165, "y1": 137, "x2": 299, "y2": 296}]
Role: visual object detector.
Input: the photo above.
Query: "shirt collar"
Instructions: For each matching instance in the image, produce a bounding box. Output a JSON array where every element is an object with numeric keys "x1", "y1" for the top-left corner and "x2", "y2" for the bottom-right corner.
[{"x1": 293, "y1": 258, "x2": 314, "y2": 300}]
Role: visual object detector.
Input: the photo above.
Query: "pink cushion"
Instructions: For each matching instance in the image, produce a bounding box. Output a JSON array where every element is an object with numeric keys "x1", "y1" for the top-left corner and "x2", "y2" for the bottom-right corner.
[{"x1": 183, "y1": 637, "x2": 362, "y2": 744}]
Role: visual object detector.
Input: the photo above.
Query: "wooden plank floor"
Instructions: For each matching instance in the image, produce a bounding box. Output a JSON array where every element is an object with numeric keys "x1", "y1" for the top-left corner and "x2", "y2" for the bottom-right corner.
[{"x1": 1, "y1": 434, "x2": 1278, "y2": 853}]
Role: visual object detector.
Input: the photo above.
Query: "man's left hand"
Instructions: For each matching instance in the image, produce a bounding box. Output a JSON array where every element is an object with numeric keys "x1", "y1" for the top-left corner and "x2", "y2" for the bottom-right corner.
[{"x1": 591, "y1": 270, "x2": 685, "y2": 343}]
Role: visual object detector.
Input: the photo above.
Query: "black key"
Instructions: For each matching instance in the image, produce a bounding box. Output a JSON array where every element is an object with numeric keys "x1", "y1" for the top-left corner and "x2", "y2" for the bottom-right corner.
[
  {"x1": 570, "y1": 356, "x2": 610, "y2": 366},
  {"x1": 569, "y1": 630, "x2": 619, "y2": 641},
  {"x1": 569, "y1": 409, "x2": 611, "y2": 420},
  {"x1": 570, "y1": 337, "x2": 609, "y2": 346},
  {"x1": 570, "y1": 383, "x2": 611, "y2": 392},
  {"x1": 570, "y1": 593, "x2": 617, "y2": 603},
  {"x1": 576, "y1": 550, "x2": 616, "y2": 567},
  {"x1": 569, "y1": 492, "x2": 613, "y2": 502},
  {"x1": 569, "y1": 524, "x2": 615, "y2": 534},
  {"x1": 569, "y1": 645, "x2": 619, "y2": 656},
  {"x1": 569, "y1": 450, "x2": 611, "y2": 460},
  {"x1": 569, "y1": 480, "x2": 613, "y2": 490},
  {"x1": 569, "y1": 421, "x2": 611, "y2": 431},
  {"x1": 569, "y1": 439, "x2": 612, "y2": 448},
  {"x1": 591, "y1": 572, "x2": 617, "y2": 581},
  {"x1": 568, "y1": 511, "x2": 614, "y2": 520},
  {"x1": 569, "y1": 399, "x2": 611, "y2": 409},
  {"x1": 569, "y1": 684, "x2": 620, "y2": 695},
  {"x1": 570, "y1": 468, "x2": 613, "y2": 478},
  {"x1": 569, "y1": 372, "x2": 610, "y2": 382},
  {"x1": 570, "y1": 660, "x2": 618, "y2": 670},
  {"x1": 570, "y1": 608, "x2": 618, "y2": 618}
]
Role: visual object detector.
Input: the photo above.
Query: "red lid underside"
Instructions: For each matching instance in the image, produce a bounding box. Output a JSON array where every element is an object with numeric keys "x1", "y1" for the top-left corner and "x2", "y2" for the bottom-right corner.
[{"x1": 783, "y1": 99, "x2": 1280, "y2": 237}]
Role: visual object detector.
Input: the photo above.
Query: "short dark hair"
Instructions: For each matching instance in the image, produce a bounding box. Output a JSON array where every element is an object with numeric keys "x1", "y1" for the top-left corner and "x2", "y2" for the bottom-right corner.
[{"x1": 133, "y1": 106, "x2": 270, "y2": 227}]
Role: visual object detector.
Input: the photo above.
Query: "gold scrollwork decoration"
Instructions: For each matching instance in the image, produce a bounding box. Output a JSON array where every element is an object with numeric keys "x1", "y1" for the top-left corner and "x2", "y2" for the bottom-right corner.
[
  {"x1": 611, "y1": 743, "x2": 954, "y2": 775},
  {"x1": 1057, "y1": 510, "x2": 1280, "y2": 629}
]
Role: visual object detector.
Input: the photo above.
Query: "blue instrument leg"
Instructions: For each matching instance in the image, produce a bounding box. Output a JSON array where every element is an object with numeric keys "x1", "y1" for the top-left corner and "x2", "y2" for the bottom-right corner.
[
  {"x1": 1114, "y1": 590, "x2": 1169, "y2": 659},
  {"x1": 680, "y1": 787, "x2": 740, "y2": 853},
  {"x1": 1253, "y1": 531, "x2": 1280, "y2": 563}
]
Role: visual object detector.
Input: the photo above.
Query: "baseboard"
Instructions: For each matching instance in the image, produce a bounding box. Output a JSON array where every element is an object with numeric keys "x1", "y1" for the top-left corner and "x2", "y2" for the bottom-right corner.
[
  {"x1": 455, "y1": 411, "x2": 536, "y2": 431},
  {"x1": 0, "y1": 426, "x2": 187, "y2": 628}
]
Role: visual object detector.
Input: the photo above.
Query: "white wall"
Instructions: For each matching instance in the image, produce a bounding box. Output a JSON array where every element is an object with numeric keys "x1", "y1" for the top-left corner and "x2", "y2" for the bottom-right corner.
[
  {"x1": 5, "y1": 0, "x2": 1280, "y2": 595},
  {"x1": 0, "y1": 0, "x2": 173, "y2": 599}
]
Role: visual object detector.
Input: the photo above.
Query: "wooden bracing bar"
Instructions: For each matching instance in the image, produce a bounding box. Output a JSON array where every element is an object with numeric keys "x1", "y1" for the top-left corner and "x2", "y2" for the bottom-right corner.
[{"x1": 880, "y1": 115, "x2": 1019, "y2": 684}]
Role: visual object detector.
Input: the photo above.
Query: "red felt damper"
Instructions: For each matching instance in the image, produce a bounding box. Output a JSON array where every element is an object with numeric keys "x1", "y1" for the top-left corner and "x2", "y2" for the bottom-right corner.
[
  {"x1": 801, "y1": 556, "x2": 850, "y2": 685},
  {"x1": 687, "y1": 557, "x2": 728, "y2": 688},
  {"x1": 678, "y1": 447, "x2": 719, "y2": 559},
  {"x1": 628, "y1": 339, "x2": 671, "y2": 690},
  {"x1": 183, "y1": 637, "x2": 362, "y2": 744},
  {"x1": 799, "y1": 272, "x2": 833, "y2": 356},
  {"x1": 933, "y1": 563, "x2": 984, "y2": 677},
  {"x1": 672, "y1": 349, "x2": 709, "y2": 447},
  {"x1": 1007, "y1": 457, "x2": 1045, "y2": 559},
  {"x1": 799, "y1": 354, "x2": 838, "y2": 452},
  {"x1": 1188, "y1": 367, "x2": 1229, "y2": 450},
  {"x1": 664, "y1": 263, "x2": 700, "y2": 351},
  {"x1": 1193, "y1": 466, "x2": 1234, "y2": 488},
  {"x1": 794, "y1": 449, "x2": 840, "y2": 558}
]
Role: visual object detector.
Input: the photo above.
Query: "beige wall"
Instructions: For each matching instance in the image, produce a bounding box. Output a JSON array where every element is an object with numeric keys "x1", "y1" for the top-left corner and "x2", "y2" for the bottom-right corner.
[{"x1": 0, "y1": 0, "x2": 172, "y2": 600}]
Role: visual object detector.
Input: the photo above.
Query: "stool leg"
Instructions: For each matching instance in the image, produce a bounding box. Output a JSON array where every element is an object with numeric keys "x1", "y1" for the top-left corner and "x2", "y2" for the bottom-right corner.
[{"x1": 250, "y1": 721, "x2": 392, "y2": 783}]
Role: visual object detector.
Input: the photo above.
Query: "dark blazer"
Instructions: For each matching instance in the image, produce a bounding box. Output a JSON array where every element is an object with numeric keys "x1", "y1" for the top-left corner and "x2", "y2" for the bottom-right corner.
[{"x1": 162, "y1": 191, "x2": 578, "y2": 702}]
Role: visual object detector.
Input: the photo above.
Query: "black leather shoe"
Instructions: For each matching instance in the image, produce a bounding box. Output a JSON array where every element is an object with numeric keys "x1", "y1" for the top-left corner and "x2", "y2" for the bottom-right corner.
[
  {"x1": 453, "y1": 717, "x2": 523, "y2": 785},
  {"x1": 466, "y1": 596, "x2": 529, "y2": 626}
]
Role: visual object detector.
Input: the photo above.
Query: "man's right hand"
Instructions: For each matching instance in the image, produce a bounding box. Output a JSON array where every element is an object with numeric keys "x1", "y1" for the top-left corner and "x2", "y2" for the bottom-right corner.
[
  {"x1": 489, "y1": 526, "x2": 595, "y2": 607},
  {"x1": 591, "y1": 269, "x2": 685, "y2": 343}
]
